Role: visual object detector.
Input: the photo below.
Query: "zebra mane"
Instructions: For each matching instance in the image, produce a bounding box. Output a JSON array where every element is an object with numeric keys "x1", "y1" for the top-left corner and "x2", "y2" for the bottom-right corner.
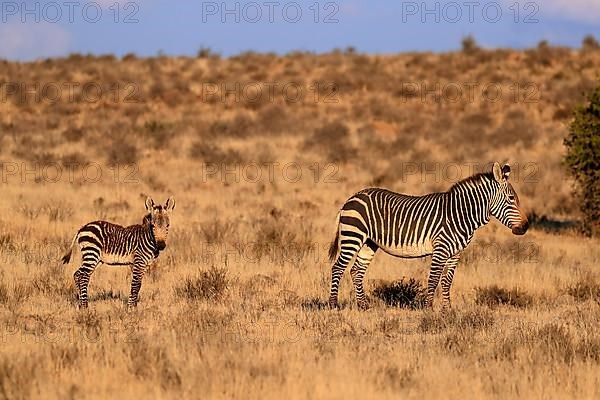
[
  {"x1": 448, "y1": 171, "x2": 495, "y2": 192},
  {"x1": 142, "y1": 213, "x2": 152, "y2": 226}
]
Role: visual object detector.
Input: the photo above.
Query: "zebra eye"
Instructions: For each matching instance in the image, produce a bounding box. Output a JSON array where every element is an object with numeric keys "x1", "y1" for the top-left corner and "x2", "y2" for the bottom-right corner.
[{"x1": 508, "y1": 195, "x2": 515, "y2": 201}]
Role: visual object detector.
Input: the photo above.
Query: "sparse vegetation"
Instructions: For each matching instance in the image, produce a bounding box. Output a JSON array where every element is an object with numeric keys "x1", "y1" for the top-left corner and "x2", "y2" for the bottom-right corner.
[
  {"x1": 0, "y1": 47, "x2": 598, "y2": 398},
  {"x1": 566, "y1": 275, "x2": 600, "y2": 303},
  {"x1": 475, "y1": 285, "x2": 533, "y2": 308}
]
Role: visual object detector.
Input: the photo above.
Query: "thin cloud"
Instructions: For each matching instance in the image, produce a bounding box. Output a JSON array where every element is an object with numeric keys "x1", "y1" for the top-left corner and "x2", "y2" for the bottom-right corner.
[
  {"x1": 0, "y1": 23, "x2": 71, "y2": 60},
  {"x1": 507, "y1": 0, "x2": 600, "y2": 23}
]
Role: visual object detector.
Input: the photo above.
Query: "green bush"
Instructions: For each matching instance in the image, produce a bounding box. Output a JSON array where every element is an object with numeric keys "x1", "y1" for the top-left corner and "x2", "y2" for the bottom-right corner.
[{"x1": 564, "y1": 85, "x2": 600, "y2": 236}]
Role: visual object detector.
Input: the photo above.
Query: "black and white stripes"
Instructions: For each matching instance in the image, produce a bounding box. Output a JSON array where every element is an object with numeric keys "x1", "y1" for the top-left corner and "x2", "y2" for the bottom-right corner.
[
  {"x1": 328, "y1": 162, "x2": 528, "y2": 310},
  {"x1": 62, "y1": 196, "x2": 175, "y2": 308}
]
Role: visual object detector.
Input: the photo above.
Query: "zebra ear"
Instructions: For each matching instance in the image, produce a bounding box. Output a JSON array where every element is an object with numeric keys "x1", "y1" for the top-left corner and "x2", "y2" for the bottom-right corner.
[
  {"x1": 165, "y1": 196, "x2": 175, "y2": 212},
  {"x1": 501, "y1": 164, "x2": 511, "y2": 180},
  {"x1": 145, "y1": 197, "x2": 155, "y2": 212},
  {"x1": 492, "y1": 162, "x2": 505, "y2": 182}
]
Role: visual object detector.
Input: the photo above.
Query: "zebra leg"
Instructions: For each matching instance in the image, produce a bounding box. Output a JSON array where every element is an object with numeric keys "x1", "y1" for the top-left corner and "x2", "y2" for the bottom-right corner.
[
  {"x1": 128, "y1": 260, "x2": 148, "y2": 308},
  {"x1": 424, "y1": 250, "x2": 449, "y2": 309},
  {"x1": 441, "y1": 254, "x2": 460, "y2": 309},
  {"x1": 329, "y1": 240, "x2": 364, "y2": 309},
  {"x1": 350, "y1": 241, "x2": 378, "y2": 310},
  {"x1": 75, "y1": 248, "x2": 100, "y2": 308}
]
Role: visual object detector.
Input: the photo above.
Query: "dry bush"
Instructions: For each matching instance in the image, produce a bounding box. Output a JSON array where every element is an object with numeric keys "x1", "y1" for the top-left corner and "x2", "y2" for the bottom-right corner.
[
  {"x1": 141, "y1": 120, "x2": 175, "y2": 148},
  {"x1": 175, "y1": 266, "x2": 229, "y2": 301},
  {"x1": 257, "y1": 104, "x2": 290, "y2": 135},
  {"x1": 371, "y1": 278, "x2": 426, "y2": 309},
  {"x1": 474, "y1": 285, "x2": 533, "y2": 308},
  {"x1": 62, "y1": 127, "x2": 85, "y2": 142},
  {"x1": 199, "y1": 218, "x2": 236, "y2": 245},
  {"x1": 106, "y1": 141, "x2": 138, "y2": 166},
  {"x1": 61, "y1": 152, "x2": 89, "y2": 167},
  {"x1": 189, "y1": 141, "x2": 243, "y2": 165},
  {"x1": 208, "y1": 113, "x2": 255, "y2": 138},
  {"x1": 303, "y1": 120, "x2": 356, "y2": 163}
]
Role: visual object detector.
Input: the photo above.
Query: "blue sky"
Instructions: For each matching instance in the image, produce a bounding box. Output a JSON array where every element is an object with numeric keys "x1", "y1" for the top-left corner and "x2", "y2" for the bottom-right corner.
[{"x1": 0, "y1": 0, "x2": 598, "y2": 60}]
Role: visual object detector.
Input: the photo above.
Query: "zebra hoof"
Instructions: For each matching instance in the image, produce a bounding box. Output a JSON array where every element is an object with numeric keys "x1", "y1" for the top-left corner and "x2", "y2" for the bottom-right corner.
[
  {"x1": 357, "y1": 302, "x2": 369, "y2": 311},
  {"x1": 328, "y1": 300, "x2": 340, "y2": 309}
]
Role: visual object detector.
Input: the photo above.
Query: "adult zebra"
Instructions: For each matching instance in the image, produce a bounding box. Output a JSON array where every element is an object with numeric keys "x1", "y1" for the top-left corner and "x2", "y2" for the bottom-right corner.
[
  {"x1": 328, "y1": 163, "x2": 528, "y2": 310},
  {"x1": 62, "y1": 196, "x2": 175, "y2": 308}
]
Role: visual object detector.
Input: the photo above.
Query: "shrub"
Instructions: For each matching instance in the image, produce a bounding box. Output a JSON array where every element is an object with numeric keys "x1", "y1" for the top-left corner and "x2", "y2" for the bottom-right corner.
[
  {"x1": 188, "y1": 141, "x2": 243, "y2": 165},
  {"x1": 461, "y1": 35, "x2": 479, "y2": 54},
  {"x1": 142, "y1": 120, "x2": 174, "y2": 148},
  {"x1": 62, "y1": 127, "x2": 84, "y2": 142},
  {"x1": 371, "y1": 278, "x2": 426, "y2": 309},
  {"x1": 564, "y1": 84, "x2": 600, "y2": 236},
  {"x1": 257, "y1": 104, "x2": 289, "y2": 135},
  {"x1": 208, "y1": 113, "x2": 254, "y2": 138},
  {"x1": 199, "y1": 218, "x2": 236, "y2": 244},
  {"x1": 197, "y1": 47, "x2": 220, "y2": 59},
  {"x1": 582, "y1": 35, "x2": 600, "y2": 50},
  {"x1": 107, "y1": 141, "x2": 138, "y2": 166},
  {"x1": 175, "y1": 267, "x2": 229, "y2": 301},
  {"x1": 474, "y1": 285, "x2": 533, "y2": 308},
  {"x1": 303, "y1": 121, "x2": 356, "y2": 163},
  {"x1": 61, "y1": 152, "x2": 88, "y2": 168}
]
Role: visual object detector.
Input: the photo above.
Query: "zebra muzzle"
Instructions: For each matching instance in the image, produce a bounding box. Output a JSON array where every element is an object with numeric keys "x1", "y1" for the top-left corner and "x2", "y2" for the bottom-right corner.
[
  {"x1": 511, "y1": 221, "x2": 529, "y2": 235},
  {"x1": 156, "y1": 240, "x2": 167, "y2": 250}
]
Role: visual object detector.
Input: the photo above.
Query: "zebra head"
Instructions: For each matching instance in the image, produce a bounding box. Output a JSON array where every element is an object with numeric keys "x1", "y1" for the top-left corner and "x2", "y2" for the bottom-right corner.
[
  {"x1": 145, "y1": 196, "x2": 176, "y2": 249},
  {"x1": 490, "y1": 163, "x2": 528, "y2": 235}
]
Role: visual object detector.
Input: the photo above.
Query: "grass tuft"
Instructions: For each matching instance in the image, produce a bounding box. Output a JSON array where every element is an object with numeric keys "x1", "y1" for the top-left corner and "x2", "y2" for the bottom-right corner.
[
  {"x1": 175, "y1": 266, "x2": 229, "y2": 301},
  {"x1": 371, "y1": 278, "x2": 426, "y2": 309}
]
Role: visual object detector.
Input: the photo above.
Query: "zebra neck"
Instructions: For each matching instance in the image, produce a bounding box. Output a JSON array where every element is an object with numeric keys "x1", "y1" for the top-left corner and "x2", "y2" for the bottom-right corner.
[
  {"x1": 448, "y1": 183, "x2": 494, "y2": 235},
  {"x1": 145, "y1": 224, "x2": 161, "y2": 257}
]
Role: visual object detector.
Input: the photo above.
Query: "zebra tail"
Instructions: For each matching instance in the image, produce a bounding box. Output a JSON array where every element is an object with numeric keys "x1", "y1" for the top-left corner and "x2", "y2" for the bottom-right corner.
[
  {"x1": 328, "y1": 212, "x2": 341, "y2": 262},
  {"x1": 61, "y1": 233, "x2": 77, "y2": 264}
]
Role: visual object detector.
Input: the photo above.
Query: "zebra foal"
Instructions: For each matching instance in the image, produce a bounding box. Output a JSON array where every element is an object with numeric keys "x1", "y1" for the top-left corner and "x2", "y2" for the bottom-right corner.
[
  {"x1": 62, "y1": 196, "x2": 175, "y2": 308},
  {"x1": 328, "y1": 162, "x2": 529, "y2": 310}
]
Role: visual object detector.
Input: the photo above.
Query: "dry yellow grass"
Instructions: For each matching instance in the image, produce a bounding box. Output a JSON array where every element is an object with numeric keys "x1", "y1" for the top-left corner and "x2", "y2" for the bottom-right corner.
[{"x1": 0, "y1": 48, "x2": 599, "y2": 398}]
